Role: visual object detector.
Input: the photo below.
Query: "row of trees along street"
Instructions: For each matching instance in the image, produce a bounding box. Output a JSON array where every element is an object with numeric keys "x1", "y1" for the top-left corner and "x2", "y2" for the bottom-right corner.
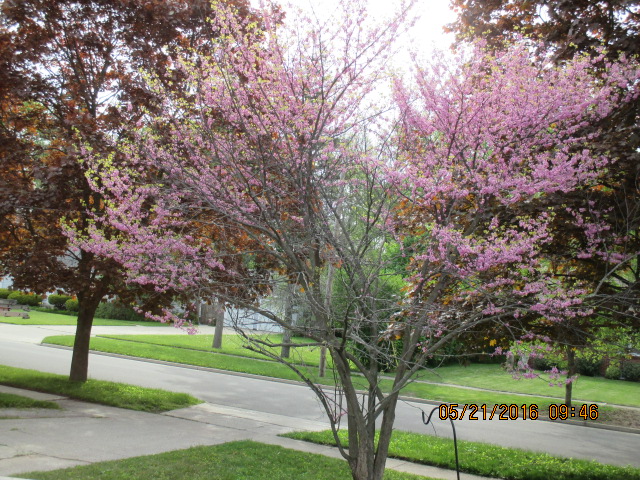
[{"x1": 1, "y1": 1, "x2": 640, "y2": 479}]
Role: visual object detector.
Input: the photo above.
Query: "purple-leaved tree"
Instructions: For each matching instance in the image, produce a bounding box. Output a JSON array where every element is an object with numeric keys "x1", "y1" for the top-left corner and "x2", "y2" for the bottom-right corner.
[
  {"x1": 73, "y1": 2, "x2": 639, "y2": 478},
  {"x1": 389, "y1": 43, "x2": 639, "y2": 407}
]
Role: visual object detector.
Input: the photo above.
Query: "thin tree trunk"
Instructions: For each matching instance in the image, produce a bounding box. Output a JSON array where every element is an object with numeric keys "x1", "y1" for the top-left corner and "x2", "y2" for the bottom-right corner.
[
  {"x1": 564, "y1": 346, "x2": 577, "y2": 407},
  {"x1": 331, "y1": 351, "x2": 376, "y2": 480},
  {"x1": 281, "y1": 286, "x2": 292, "y2": 358},
  {"x1": 212, "y1": 300, "x2": 225, "y2": 349},
  {"x1": 69, "y1": 293, "x2": 102, "y2": 382},
  {"x1": 319, "y1": 346, "x2": 327, "y2": 377},
  {"x1": 351, "y1": 427, "x2": 375, "y2": 476},
  {"x1": 195, "y1": 300, "x2": 202, "y2": 324},
  {"x1": 372, "y1": 394, "x2": 399, "y2": 480}
]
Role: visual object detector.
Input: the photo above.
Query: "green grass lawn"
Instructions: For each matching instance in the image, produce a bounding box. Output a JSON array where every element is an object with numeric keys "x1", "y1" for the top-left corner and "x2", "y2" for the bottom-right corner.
[
  {"x1": 73, "y1": 334, "x2": 640, "y2": 406},
  {"x1": 17, "y1": 441, "x2": 434, "y2": 480},
  {"x1": 0, "y1": 391, "x2": 60, "y2": 409},
  {"x1": 41, "y1": 334, "x2": 634, "y2": 418},
  {"x1": 0, "y1": 365, "x2": 201, "y2": 412},
  {"x1": 62, "y1": 334, "x2": 638, "y2": 408},
  {"x1": 101, "y1": 333, "x2": 330, "y2": 366},
  {"x1": 414, "y1": 363, "x2": 640, "y2": 407},
  {"x1": 0, "y1": 309, "x2": 168, "y2": 326},
  {"x1": 284, "y1": 430, "x2": 640, "y2": 480}
]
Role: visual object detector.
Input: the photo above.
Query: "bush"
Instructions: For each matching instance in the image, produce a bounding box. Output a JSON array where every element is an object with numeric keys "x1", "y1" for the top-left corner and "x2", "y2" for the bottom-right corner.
[
  {"x1": 95, "y1": 301, "x2": 146, "y2": 321},
  {"x1": 576, "y1": 357, "x2": 603, "y2": 377},
  {"x1": 424, "y1": 340, "x2": 465, "y2": 368},
  {"x1": 64, "y1": 298, "x2": 79, "y2": 312},
  {"x1": 605, "y1": 365, "x2": 621, "y2": 380},
  {"x1": 47, "y1": 294, "x2": 73, "y2": 310},
  {"x1": 528, "y1": 356, "x2": 561, "y2": 371},
  {"x1": 620, "y1": 362, "x2": 640, "y2": 382},
  {"x1": 7, "y1": 291, "x2": 43, "y2": 306},
  {"x1": 0, "y1": 288, "x2": 13, "y2": 299}
]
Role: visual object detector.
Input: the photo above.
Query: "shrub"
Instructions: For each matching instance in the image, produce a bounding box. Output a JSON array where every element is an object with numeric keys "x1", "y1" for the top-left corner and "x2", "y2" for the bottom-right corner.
[
  {"x1": 424, "y1": 339, "x2": 465, "y2": 368},
  {"x1": 605, "y1": 365, "x2": 621, "y2": 380},
  {"x1": 6, "y1": 292, "x2": 20, "y2": 303},
  {"x1": 576, "y1": 357, "x2": 603, "y2": 377},
  {"x1": 0, "y1": 288, "x2": 13, "y2": 299},
  {"x1": 620, "y1": 362, "x2": 640, "y2": 382},
  {"x1": 7, "y1": 291, "x2": 43, "y2": 306},
  {"x1": 95, "y1": 301, "x2": 146, "y2": 321},
  {"x1": 47, "y1": 294, "x2": 73, "y2": 310},
  {"x1": 64, "y1": 298, "x2": 79, "y2": 312},
  {"x1": 528, "y1": 356, "x2": 561, "y2": 371}
]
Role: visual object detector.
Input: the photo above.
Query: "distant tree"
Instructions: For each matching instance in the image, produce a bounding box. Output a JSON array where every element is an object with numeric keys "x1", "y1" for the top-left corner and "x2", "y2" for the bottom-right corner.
[{"x1": 0, "y1": 0, "x2": 251, "y2": 382}]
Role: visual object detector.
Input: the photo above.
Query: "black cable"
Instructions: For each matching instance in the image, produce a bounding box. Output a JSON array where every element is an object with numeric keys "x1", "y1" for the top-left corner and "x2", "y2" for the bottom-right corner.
[{"x1": 421, "y1": 404, "x2": 460, "y2": 480}]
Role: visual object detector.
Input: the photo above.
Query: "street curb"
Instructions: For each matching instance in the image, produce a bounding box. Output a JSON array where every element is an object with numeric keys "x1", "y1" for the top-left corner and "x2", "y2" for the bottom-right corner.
[{"x1": 40, "y1": 343, "x2": 640, "y2": 435}]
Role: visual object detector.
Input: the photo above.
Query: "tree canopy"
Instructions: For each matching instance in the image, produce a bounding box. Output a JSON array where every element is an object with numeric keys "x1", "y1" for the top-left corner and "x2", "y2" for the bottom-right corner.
[
  {"x1": 73, "y1": 1, "x2": 640, "y2": 478},
  {"x1": 447, "y1": 0, "x2": 640, "y2": 399},
  {"x1": 0, "y1": 0, "x2": 251, "y2": 381}
]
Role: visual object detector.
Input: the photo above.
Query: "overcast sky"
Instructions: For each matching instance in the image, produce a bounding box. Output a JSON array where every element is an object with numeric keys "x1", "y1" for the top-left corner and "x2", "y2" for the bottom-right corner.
[{"x1": 253, "y1": 0, "x2": 456, "y2": 54}]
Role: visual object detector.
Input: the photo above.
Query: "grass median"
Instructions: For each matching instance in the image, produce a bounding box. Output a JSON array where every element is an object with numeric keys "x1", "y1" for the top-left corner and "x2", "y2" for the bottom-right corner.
[
  {"x1": 55, "y1": 333, "x2": 639, "y2": 407},
  {"x1": 0, "y1": 391, "x2": 60, "y2": 410},
  {"x1": 41, "y1": 334, "x2": 632, "y2": 423},
  {"x1": 100, "y1": 333, "x2": 329, "y2": 367},
  {"x1": 17, "y1": 441, "x2": 435, "y2": 480},
  {"x1": 0, "y1": 365, "x2": 201, "y2": 412},
  {"x1": 284, "y1": 430, "x2": 640, "y2": 480}
]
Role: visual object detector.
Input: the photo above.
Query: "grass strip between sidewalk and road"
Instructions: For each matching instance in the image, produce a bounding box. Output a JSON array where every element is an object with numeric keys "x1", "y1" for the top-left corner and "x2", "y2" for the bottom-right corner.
[
  {"x1": 283, "y1": 430, "x2": 640, "y2": 480},
  {"x1": 42, "y1": 335, "x2": 627, "y2": 422},
  {"x1": 100, "y1": 333, "x2": 330, "y2": 367},
  {"x1": 47, "y1": 333, "x2": 640, "y2": 407},
  {"x1": 0, "y1": 391, "x2": 60, "y2": 410},
  {"x1": 17, "y1": 441, "x2": 435, "y2": 480},
  {"x1": 44, "y1": 334, "x2": 312, "y2": 380},
  {"x1": 0, "y1": 365, "x2": 201, "y2": 413}
]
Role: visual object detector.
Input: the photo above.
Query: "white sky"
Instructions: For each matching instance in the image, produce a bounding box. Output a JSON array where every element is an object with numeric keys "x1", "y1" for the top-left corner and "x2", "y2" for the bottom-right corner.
[
  {"x1": 254, "y1": 0, "x2": 456, "y2": 54},
  {"x1": 249, "y1": 0, "x2": 458, "y2": 103},
  {"x1": 370, "y1": 0, "x2": 456, "y2": 51}
]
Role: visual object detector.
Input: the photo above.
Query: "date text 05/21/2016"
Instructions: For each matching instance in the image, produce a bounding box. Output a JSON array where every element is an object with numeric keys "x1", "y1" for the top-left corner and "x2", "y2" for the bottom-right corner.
[{"x1": 437, "y1": 403, "x2": 599, "y2": 421}]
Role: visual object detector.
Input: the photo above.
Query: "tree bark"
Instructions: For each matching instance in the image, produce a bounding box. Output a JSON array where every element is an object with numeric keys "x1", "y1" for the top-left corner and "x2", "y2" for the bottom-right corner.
[
  {"x1": 195, "y1": 300, "x2": 202, "y2": 324},
  {"x1": 372, "y1": 394, "x2": 398, "y2": 480},
  {"x1": 564, "y1": 346, "x2": 577, "y2": 407},
  {"x1": 281, "y1": 285, "x2": 292, "y2": 358},
  {"x1": 319, "y1": 346, "x2": 327, "y2": 377},
  {"x1": 69, "y1": 293, "x2": 102, "y2": 382},
  {"x1": 212, "y1": 300, "x2": 225, "y2": 349}
]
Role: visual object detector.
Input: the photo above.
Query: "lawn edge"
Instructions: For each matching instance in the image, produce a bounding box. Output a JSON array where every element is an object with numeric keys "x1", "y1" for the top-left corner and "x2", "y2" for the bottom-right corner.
[{"x1": 40, "y1": 342, "x2": 640, "y2": 434}]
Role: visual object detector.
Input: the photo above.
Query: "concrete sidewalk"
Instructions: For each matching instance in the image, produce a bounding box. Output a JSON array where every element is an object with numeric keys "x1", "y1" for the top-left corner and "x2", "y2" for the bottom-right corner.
[{"x1": 0, "y1": 385, "x2": 493, "y2": 480}]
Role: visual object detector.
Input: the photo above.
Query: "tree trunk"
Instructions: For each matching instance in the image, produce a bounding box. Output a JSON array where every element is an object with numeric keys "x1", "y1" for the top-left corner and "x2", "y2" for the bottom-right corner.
[
  {"x1": 371, "y1": 394, "x2": 398, "y2": 480},
  {"x1": 281, "y1": 328, "x2": 292, "y2": 358},
  {"x1": 69, "y1": 293, "x2": 102, "y2": 382},
  {"x1": 212, "y1": 301, "x2": 225, "y2": 349},
  {"x1": 564, "y1": 346, "x2": 577, "y2": 407},
  {"x1": 319, "y1": 346, "x2": 327, "y2": 377},
  {"x1": 281, "y1": 285, "x2": 292, "y2": 358},
  {"x1": 351, "y1": 443, "x2": 375, "y2": 480},
  {"x1": 195, "y1": 300, "x2": 202, "y2": 324}
]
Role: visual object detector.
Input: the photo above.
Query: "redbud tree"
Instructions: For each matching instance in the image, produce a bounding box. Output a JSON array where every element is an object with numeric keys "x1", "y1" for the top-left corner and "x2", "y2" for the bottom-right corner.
[{"x1": 75, "y1": 1, "x2": 639, "y2": 478}]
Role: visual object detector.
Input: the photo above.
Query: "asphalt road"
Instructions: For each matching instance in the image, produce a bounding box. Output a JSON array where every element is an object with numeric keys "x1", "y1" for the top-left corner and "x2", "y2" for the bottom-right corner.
[{"x1": 1, "y1": 323, "x2": 639, "y2": 467}]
